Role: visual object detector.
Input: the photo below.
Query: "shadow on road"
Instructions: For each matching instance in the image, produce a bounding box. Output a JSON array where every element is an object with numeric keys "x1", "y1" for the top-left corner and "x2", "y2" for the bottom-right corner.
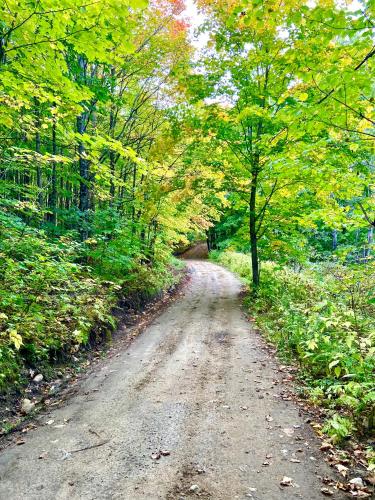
[{"x1": 180, "y1": 241, "x2": 208, "y2": 260}]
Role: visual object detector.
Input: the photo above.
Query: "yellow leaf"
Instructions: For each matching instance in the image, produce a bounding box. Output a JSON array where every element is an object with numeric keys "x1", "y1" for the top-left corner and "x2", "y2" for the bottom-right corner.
[
  {"x1": 299, "y1": 92, "x2": 308, "y2": 102},
  {"x1": 9, "y1": 329, "x2": 23, "y2": 350}
]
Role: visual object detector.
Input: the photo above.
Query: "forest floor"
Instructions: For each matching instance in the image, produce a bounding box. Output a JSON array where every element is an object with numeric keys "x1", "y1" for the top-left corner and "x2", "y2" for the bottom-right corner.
[{"x1": 0, "y1": 259, "x2": 350, "y2": 499}]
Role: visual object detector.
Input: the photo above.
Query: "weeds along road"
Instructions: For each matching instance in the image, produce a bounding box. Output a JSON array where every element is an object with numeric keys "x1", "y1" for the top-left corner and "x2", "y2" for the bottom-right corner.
[{"x1": 0, "y1": 261, "x2": 345, "y2": 500}]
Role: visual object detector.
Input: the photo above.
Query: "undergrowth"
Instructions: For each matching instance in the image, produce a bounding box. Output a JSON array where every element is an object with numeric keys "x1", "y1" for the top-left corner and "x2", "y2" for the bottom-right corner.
[
  {"x1": 211, "y1": 250, "x2": 375, "y2": 451},
  {"x1": 0, "y1": 211, "x2": 183, "y2": 393}
]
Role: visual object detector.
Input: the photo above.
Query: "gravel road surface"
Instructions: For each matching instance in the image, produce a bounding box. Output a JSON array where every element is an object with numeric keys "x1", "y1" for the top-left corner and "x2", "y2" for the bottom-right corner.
[{"x1": 0, "y1": 261, "x2": 345, "y2": 500}]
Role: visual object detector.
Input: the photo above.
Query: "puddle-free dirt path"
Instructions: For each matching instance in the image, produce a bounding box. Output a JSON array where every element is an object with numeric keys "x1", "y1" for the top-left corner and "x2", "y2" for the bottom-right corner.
[{"x1": 0, "y1": 261, "x2": 344, "y2": 499}]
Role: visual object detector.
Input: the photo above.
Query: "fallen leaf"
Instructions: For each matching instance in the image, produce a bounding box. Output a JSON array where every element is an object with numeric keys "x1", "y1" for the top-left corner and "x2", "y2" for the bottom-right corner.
[
  {"x1": 320, "y1": 441, "x2": 333, "y2": 452},
  {"x1": 335, "y1": 464, "x2": 349, "y2": 477},
  {"x1": 354, "y1": 492, "x2": 371, "y2": 498}
]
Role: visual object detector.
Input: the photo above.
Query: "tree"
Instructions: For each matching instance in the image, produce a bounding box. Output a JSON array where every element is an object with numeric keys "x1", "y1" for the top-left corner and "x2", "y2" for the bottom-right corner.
[{"x1": 194, "y1": 0, "x2": 374, "y2": 286}]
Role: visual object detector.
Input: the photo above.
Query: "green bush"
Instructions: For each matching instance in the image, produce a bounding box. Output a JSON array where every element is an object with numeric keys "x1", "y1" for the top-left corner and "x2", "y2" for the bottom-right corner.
[
  {"x1": 0, "y1": 224, "x2": 117, "y2": 390},
  {"x1": 212, "y1": 251, "x2": 375, "y2": 439},
  {"x1": 0, "y1": 212, "x2": 181, "y2": 392}
]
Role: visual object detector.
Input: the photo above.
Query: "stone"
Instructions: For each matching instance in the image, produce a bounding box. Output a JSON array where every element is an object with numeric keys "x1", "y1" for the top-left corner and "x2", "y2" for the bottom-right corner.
[
  {"x1": 189, "y1": 484, "x2": 200, "y2": 493},
  {"x1": 21, "y1": 398, "x2": 35, "y2": 414},
  {"x1": 349, "y1": 477, "x2": 364, "y2": 489}
]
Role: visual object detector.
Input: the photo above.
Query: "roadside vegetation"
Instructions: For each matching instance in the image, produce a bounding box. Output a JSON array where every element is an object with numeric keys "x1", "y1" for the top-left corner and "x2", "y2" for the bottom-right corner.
[
  {"x1": 0, "y1": 207, "x2": 185, "y2": 392},
  {"x1": 211, "y1": 251, "x2": 374, "y2": 467}
]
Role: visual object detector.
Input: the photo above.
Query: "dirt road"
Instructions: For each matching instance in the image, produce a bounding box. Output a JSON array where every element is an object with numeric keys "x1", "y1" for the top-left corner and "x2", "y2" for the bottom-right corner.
[{"x1": 0, "y1": 261, "x2": 344, "y2": 500}]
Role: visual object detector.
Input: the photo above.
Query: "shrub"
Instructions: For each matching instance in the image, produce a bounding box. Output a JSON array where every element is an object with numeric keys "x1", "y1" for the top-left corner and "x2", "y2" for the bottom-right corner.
[
  {"x1": 212, "y1": 251, "x2": 375, "y2": 438},
  {"x1": 0, "y1": 212, "x2": 181, "y2": 392}
]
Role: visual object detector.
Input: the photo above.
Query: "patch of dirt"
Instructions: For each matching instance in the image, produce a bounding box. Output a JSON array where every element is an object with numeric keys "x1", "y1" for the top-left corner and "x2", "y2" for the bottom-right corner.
[
  {"x1": 166, "y1": 465, "x2": 212, "y2": 499},
  {"x1": 180, "y1": 242, "x2": 208, "y2": 260},
  {"x1": 0, "y1": 261, "x2": 371, "y2": 499},
  {"x1": 214, "y1": 330, "x2": 230, "y2": 345}
]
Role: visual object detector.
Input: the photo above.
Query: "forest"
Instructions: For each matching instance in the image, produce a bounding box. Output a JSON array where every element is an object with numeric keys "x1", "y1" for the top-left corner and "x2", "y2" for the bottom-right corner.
[{"x1": 0, "y1": 0, "x2": 374, "y2": 472}]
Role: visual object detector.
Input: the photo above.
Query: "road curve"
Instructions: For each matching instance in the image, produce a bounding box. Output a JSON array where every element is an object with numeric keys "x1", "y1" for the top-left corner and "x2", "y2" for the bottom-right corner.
[{"x1": 0, "y1": 261, "x2": 344, "y2": 500}]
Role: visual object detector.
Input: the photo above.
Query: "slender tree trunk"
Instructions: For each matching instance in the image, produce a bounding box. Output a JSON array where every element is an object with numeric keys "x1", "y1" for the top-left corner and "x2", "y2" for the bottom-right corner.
[
  {"x1": 36, "y1": 135, "x2": 42, "y2": 206},
  {"x1": 355, "y1": 229, "x2": 360, "y2": 263},
  {"x1": 207, "y1": 229, "x2": 211, "y2": 251},
  {"x1": 249, "y1": 169, "x2": 259, "y2": 288},
  {"x1": 109, "y1": 67, "x2": 116, "y2": 203},
  {"x1": 60, "y1": 176, "x2": 65, "y2": 211},
  {"x1": 34, "y1": 101, "x2": 43, "y2": 207},
  {"x1": 49, "y1": 115, "x2": 57, "y2": 226},
  {"x1": 0, "y1": 37, "x2": 6, "y2": 65},
  {"x1": 364, "y1": 226, "x2": 373, "y2": 261},
  {"x1": 131, "y1": 163, "x2": 137, "y2": 236},
  {"x1": 149, "y1": 220, "x2": 158, "y2": 262},
  {"x1": 109, "y1": 151, "x2": 116, "y2": 202},
  {"x1": 368, "y1": 226, "x2": 373, "y2": 248},
  {"x1": 332, "y1": 229, "x2": 338, "y2": 250},
  {"x1": 48, "y1": 112, "x2": 57, "y2": 226},
  {"x1": 77, "y1": 112, "x2": 90, "y2": 240}
]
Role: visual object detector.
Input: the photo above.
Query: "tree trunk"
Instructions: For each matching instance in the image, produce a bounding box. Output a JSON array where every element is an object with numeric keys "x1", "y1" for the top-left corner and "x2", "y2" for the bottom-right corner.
[
  {"x1": 249, "y1": 169, "x2": 259, "y2": 288},
  {"x1": 131, "y1": 163, "x2": 137, "y2": 236},
  {"x1": 109, "y1": 67, "x2": 116, "y2": 203},
  {"x1": 35, "y1": 130, "x2": 42, "y2": 206},
  {"x1": 34, "y1": 102, "x2": 42, "y2": 207},
  {"x1": 77, "y1": 112, "x2": 90, "y2": 240},
  {"x1": 49, "y1": 115, "x2": 57, "y2": 226},
  {"x1": 364, "y1": 226, "x2": 373, "y2": 261},
  {"x1": 332, "y1": 229, "x2": 338, "y2": 250}
]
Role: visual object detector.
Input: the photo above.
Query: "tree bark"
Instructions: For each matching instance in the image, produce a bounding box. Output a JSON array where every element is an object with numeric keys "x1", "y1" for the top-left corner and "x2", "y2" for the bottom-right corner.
[
  {"x1": 109, "y1": 67, "x2": 116, "y2": 203},
  {"x1": 34, "y1": 101, "x2": 42, "y2": 207},
  {"x1": 332, "y1": 229, "x2": 338, "y2": 250},
  {"x1": 49, "y1": 115, "x2": 57, "y2": 226},
  {"x1": 249, "y1": 169, "x2": 259, "y2": 288},
  {"x1": 35, "y1": 131, "x2": 42, "y2": 205},
  {"x1": 131, "y1": 163, "x2": 137, "y2": 236},
  {"x1": 77, "y1": 112, "x2": 90, "y2": 240}
]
